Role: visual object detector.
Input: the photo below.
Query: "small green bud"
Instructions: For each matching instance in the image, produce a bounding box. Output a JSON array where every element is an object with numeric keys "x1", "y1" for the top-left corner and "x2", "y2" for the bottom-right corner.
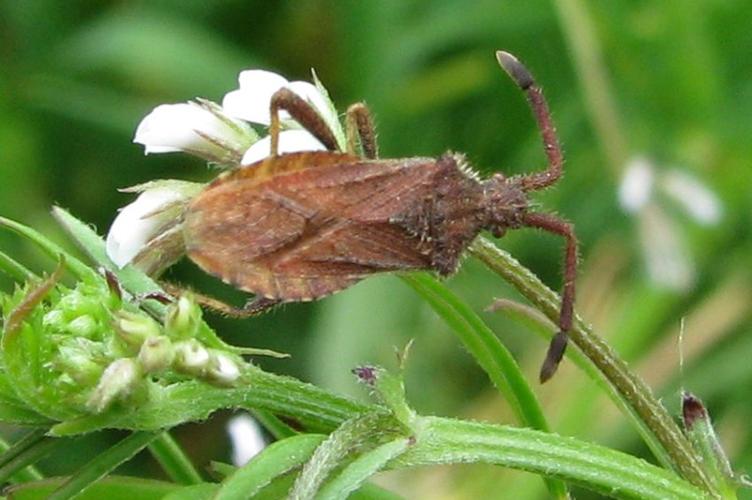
[
  {"x1": 173, "y1": 339, "x2": 210, "y2": 375},
  {"x1": 56, "y1": 339, "x2": 106, "y2": 386},
  {"x1": 682, "y1": 392, "x2": 736, "y2": 494},
  {"x1": 206, "y1": 351, "x2": 242, "y2": 386},
  {"x1": 164, "y1": 294, "x2": 202, "y2": 339},
  {"x1": 58, "y1": 292, "x2": 99, "y2": 320},
  {"x1": 113, "y1": 310, "x2": 162, "y2": 347},
  {"x1": 65, "y1": 314, "x2": 98, "y2": 338},
  {"x1": 138, "y1": 336, "x2": 174, "y2": 373},
  {"x1": 87, "y1": 358, "x2": 142, "y2": 413},
  {"x1": 42, "y1": 309, "x2": 66, "y2": 330}
]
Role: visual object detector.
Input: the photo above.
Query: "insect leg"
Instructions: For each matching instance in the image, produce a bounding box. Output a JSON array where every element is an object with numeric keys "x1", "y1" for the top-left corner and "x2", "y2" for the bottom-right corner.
[
  {"x1": 520, "y1": 211, "x2": 577, "y2": 383},
  {"x1": 269, "y1": 88, "x2": 339, "y2": 156},
  {"x1": 158, "y1": 283, "x2": 280, "y2": 318},
  {"x1": 345, "y1": 102, "x2": 379, "y2": 159},
  {"x1": 496, "y1": 51, "x2": 563, "y2": 192}
]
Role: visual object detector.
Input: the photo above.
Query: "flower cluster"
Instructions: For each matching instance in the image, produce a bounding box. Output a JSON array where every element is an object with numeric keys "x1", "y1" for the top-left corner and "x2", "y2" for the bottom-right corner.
[
  {"x1": 0, "y1": 265, "x2": 249, "y2": 419},
  {"x1": 107, "y1": 69, "x2": 345, "y2": 271}
]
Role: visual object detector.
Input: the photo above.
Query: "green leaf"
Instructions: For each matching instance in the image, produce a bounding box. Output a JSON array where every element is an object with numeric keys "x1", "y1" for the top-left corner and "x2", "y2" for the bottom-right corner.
[
  {"x1": 289, "y1": 412, "x2": 398, "y2": 500},
  {"x1": 51, "y1": 367, "x2": 368, "y2": 436},
  {"x1": 214, "y1": 434, "x2": 325, "y2": 500},
  {"x1": 5, "y1": 476, "x2": 180, "y2": 500},
  {"x1": 0, "y1": 216, "x2": 99, "y2": 284},
  {"x1": 0, "y1": 435, "x2": 70, "y2": 485},
  {"x1": 48, "y1": 431, "x2": 159, "y2": 500},
  {"x1": 162, "y1": 483, "x2": 220, "y2": 500},
  {"x1": 316, "y1": 437, "x2": 411, "y2": 500},
  {"x1": 396, "y1": 416, "x2": 705, "y2": 500},
  {"x1": 147, "y1": 432, "x2": 203, "y2": 485},
  {"x1": 401, "y1": 273, "x2": 569, "y2": 499}
]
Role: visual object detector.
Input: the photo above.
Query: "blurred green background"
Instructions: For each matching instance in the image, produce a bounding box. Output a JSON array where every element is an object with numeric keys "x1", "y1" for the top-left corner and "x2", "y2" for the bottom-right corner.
[{"x1": 1, "y1": 0, "x2": 750, "y2": 498}]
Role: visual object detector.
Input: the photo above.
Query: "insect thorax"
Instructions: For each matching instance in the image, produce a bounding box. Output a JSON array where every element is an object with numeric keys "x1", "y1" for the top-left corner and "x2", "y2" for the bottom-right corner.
[{"x1": 389, "y1": 153, "x2": 487, "y2": 276}]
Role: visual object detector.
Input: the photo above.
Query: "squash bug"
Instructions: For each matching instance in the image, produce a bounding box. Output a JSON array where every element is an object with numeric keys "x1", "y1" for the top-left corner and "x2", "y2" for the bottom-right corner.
[{"x1": 183, "y1": 51, "x2": 577, "y2": 382}]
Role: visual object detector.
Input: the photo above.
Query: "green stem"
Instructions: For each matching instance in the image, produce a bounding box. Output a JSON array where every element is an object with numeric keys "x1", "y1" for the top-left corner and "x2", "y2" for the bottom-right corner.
[
  {"x1": 0, "y1": 430, "x2": 45, "y2": 482},
  {"x1": 396, "y1": 416, "x2": 705, "y2": 500},
  {"x1": 469, "y1": 237, "x2": 713, "y2": 492},
  {"x1": 147, "y1": 432, "x2": 203, "y2": 485},
  {"x1": 0, "y1": 434, "x2": 64, "y2": 485}
]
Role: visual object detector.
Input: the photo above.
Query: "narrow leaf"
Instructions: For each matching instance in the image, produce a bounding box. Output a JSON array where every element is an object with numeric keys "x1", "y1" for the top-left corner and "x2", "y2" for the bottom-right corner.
[
  {"x1": 317, "y1": 437, "x2": 410, "y2": 500},
  {"x1": 147, "y1": 432, "x2": 203, "y2": 485},
  {"x1": 214, "y1": 434, "x2": 325, "y2": 500},
  {"x1": 49, "y1": 431, "x2": 159, "y2": 500}
]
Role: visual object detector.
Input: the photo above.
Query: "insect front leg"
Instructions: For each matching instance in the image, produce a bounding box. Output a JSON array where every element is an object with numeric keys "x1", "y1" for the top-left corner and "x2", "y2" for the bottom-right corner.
[
  {"x1": 269, "y1": 88, "x2": 339, "y2": 156},
  {"x1": 345, "y1": 102, "x2": 379, "y2": 159},
  {"x1": 496, "y1": 51, "x2": 563, "y2": 192},
  {"x1": 521, "y1": 211, "x2": 577, "y2": 383}
]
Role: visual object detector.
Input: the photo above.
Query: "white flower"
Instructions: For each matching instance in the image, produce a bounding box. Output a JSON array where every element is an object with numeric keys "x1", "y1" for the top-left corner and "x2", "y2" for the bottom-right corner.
[
  {"x1": 241, "y1": 129, "x2": 327, "y2": 165},
  {"x1": 223, "y1": 69, "x2": 344, "y2": 150},
  {"x1": 227, "y1": 414, "x2": 266, "y2": 466},
  {"x1": 617, "y1": 156, "x2": 722, "y2": 291},
  {"x1": 106, "y1": 182, "x2": 200, "y2": 269},
  {"x1": 134, "y1": 100, "x2": 256, "y2": 164}
]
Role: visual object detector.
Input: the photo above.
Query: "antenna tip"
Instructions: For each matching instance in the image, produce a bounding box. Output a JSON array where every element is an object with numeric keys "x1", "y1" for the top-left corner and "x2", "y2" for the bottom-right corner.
[{"x1": 496, "y1": 50, "x2": 534, "y2": 90}]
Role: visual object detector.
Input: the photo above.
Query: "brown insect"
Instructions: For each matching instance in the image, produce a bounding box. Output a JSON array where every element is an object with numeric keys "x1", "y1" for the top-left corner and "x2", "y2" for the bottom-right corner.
[{"x1": 182, "y1": 51, "x2": 577, "y2": 382}]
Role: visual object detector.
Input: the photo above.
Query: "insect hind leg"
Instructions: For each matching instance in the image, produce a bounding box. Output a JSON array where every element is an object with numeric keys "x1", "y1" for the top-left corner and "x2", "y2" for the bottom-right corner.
[
  {"x1": 496, "y1": 51, "x2": 563, "y2": 192},
  {"x1": 269, "y1": 88, "x2": 339, "y2": 155},
  {"x1": 156, "y1": 282, "x2": 281, "y2": 318}
]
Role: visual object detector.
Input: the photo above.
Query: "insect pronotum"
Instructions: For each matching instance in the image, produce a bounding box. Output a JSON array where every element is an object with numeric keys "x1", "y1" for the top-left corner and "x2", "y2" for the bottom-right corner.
[{"x1": 182, "y1": 51, "x2": 577, "y2": 382}]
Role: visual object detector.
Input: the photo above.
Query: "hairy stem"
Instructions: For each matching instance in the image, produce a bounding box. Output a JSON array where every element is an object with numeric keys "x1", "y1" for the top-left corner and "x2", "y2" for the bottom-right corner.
[{"x1": 469, "y1": 237, "x2": 713, "y2": 493}]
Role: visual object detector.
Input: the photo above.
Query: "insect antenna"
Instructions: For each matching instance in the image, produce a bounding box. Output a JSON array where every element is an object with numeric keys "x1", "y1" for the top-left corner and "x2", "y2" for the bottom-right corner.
[{"x1": 496, "y1": 51, "x2": 563, "y2": 193}]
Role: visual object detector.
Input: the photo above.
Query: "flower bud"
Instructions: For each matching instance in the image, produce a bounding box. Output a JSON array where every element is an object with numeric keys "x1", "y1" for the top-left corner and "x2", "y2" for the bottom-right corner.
[
  {"x1": 206, "y1": 352, "x2": 242, "y2": 386},
  {"x1": 87, "y1": 358, "x2": 142, "y2": 413},
  {"x1": 65, "y1": 315, "x2": 98, "y2": 338},
  {"x1": 56, "y1": 339, "x2": 106, "y2": 386},
  {"x1": 113, "y1": 310, "x2": 162, "y2": 348},
  {"x1": 682, "y1": 392, "x2": 735, "y2": 492},
  {"x1": 138, "y1": 336, "x2": 174, "y2": 373},
  {"x1": 164, "y1": 294, "x2": 202, "y2": 339},
  {"x1": 173, "y1": 339, "x2": 211, "y2": 375}
]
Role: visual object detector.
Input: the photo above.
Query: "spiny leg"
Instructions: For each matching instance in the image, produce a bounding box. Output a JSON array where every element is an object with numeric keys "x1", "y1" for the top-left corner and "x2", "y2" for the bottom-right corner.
[
  {"x1": 496, "y1": 51, "x2": 563, "y2": 192},
  {"x1": 345, "y1": 102, "x2": 379, "y2": 159},
  {"x1": 269, "y1": 88, "x2": 339, "y2": 156},
  {"x1": 521, "y1": 212, "x2": 577, "y2": 383},
  {"x1": 159, "y1": 282, "x2": 281, "y2": 318}
]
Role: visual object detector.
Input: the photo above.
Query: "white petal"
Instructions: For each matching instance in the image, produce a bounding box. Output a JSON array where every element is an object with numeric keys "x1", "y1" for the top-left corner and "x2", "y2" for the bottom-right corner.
[
  {"x1": 639, "y1": 204, "x2": 694, "y2": 291},
  {"x1": 618, "y1": 157, "x2": 654, "y2": 213},
  {"x1": 661, "y1": 169, "x2": 722, "y2": 225},
  {"x1": 227, "y1": 414, "x2": 266, "y2": 466},
  {"x1": 241, "y1": 130, "x2": 327, "y2": 165},
  {"x1": 106, "y1": 188, "x2": 185, "y2": 268},
  {"x1": 134, "y1": 102, "x2": 252, "y2": 161},
  {"x1": 222, "y1": 70, "x2": 289, "y2": 125}
]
